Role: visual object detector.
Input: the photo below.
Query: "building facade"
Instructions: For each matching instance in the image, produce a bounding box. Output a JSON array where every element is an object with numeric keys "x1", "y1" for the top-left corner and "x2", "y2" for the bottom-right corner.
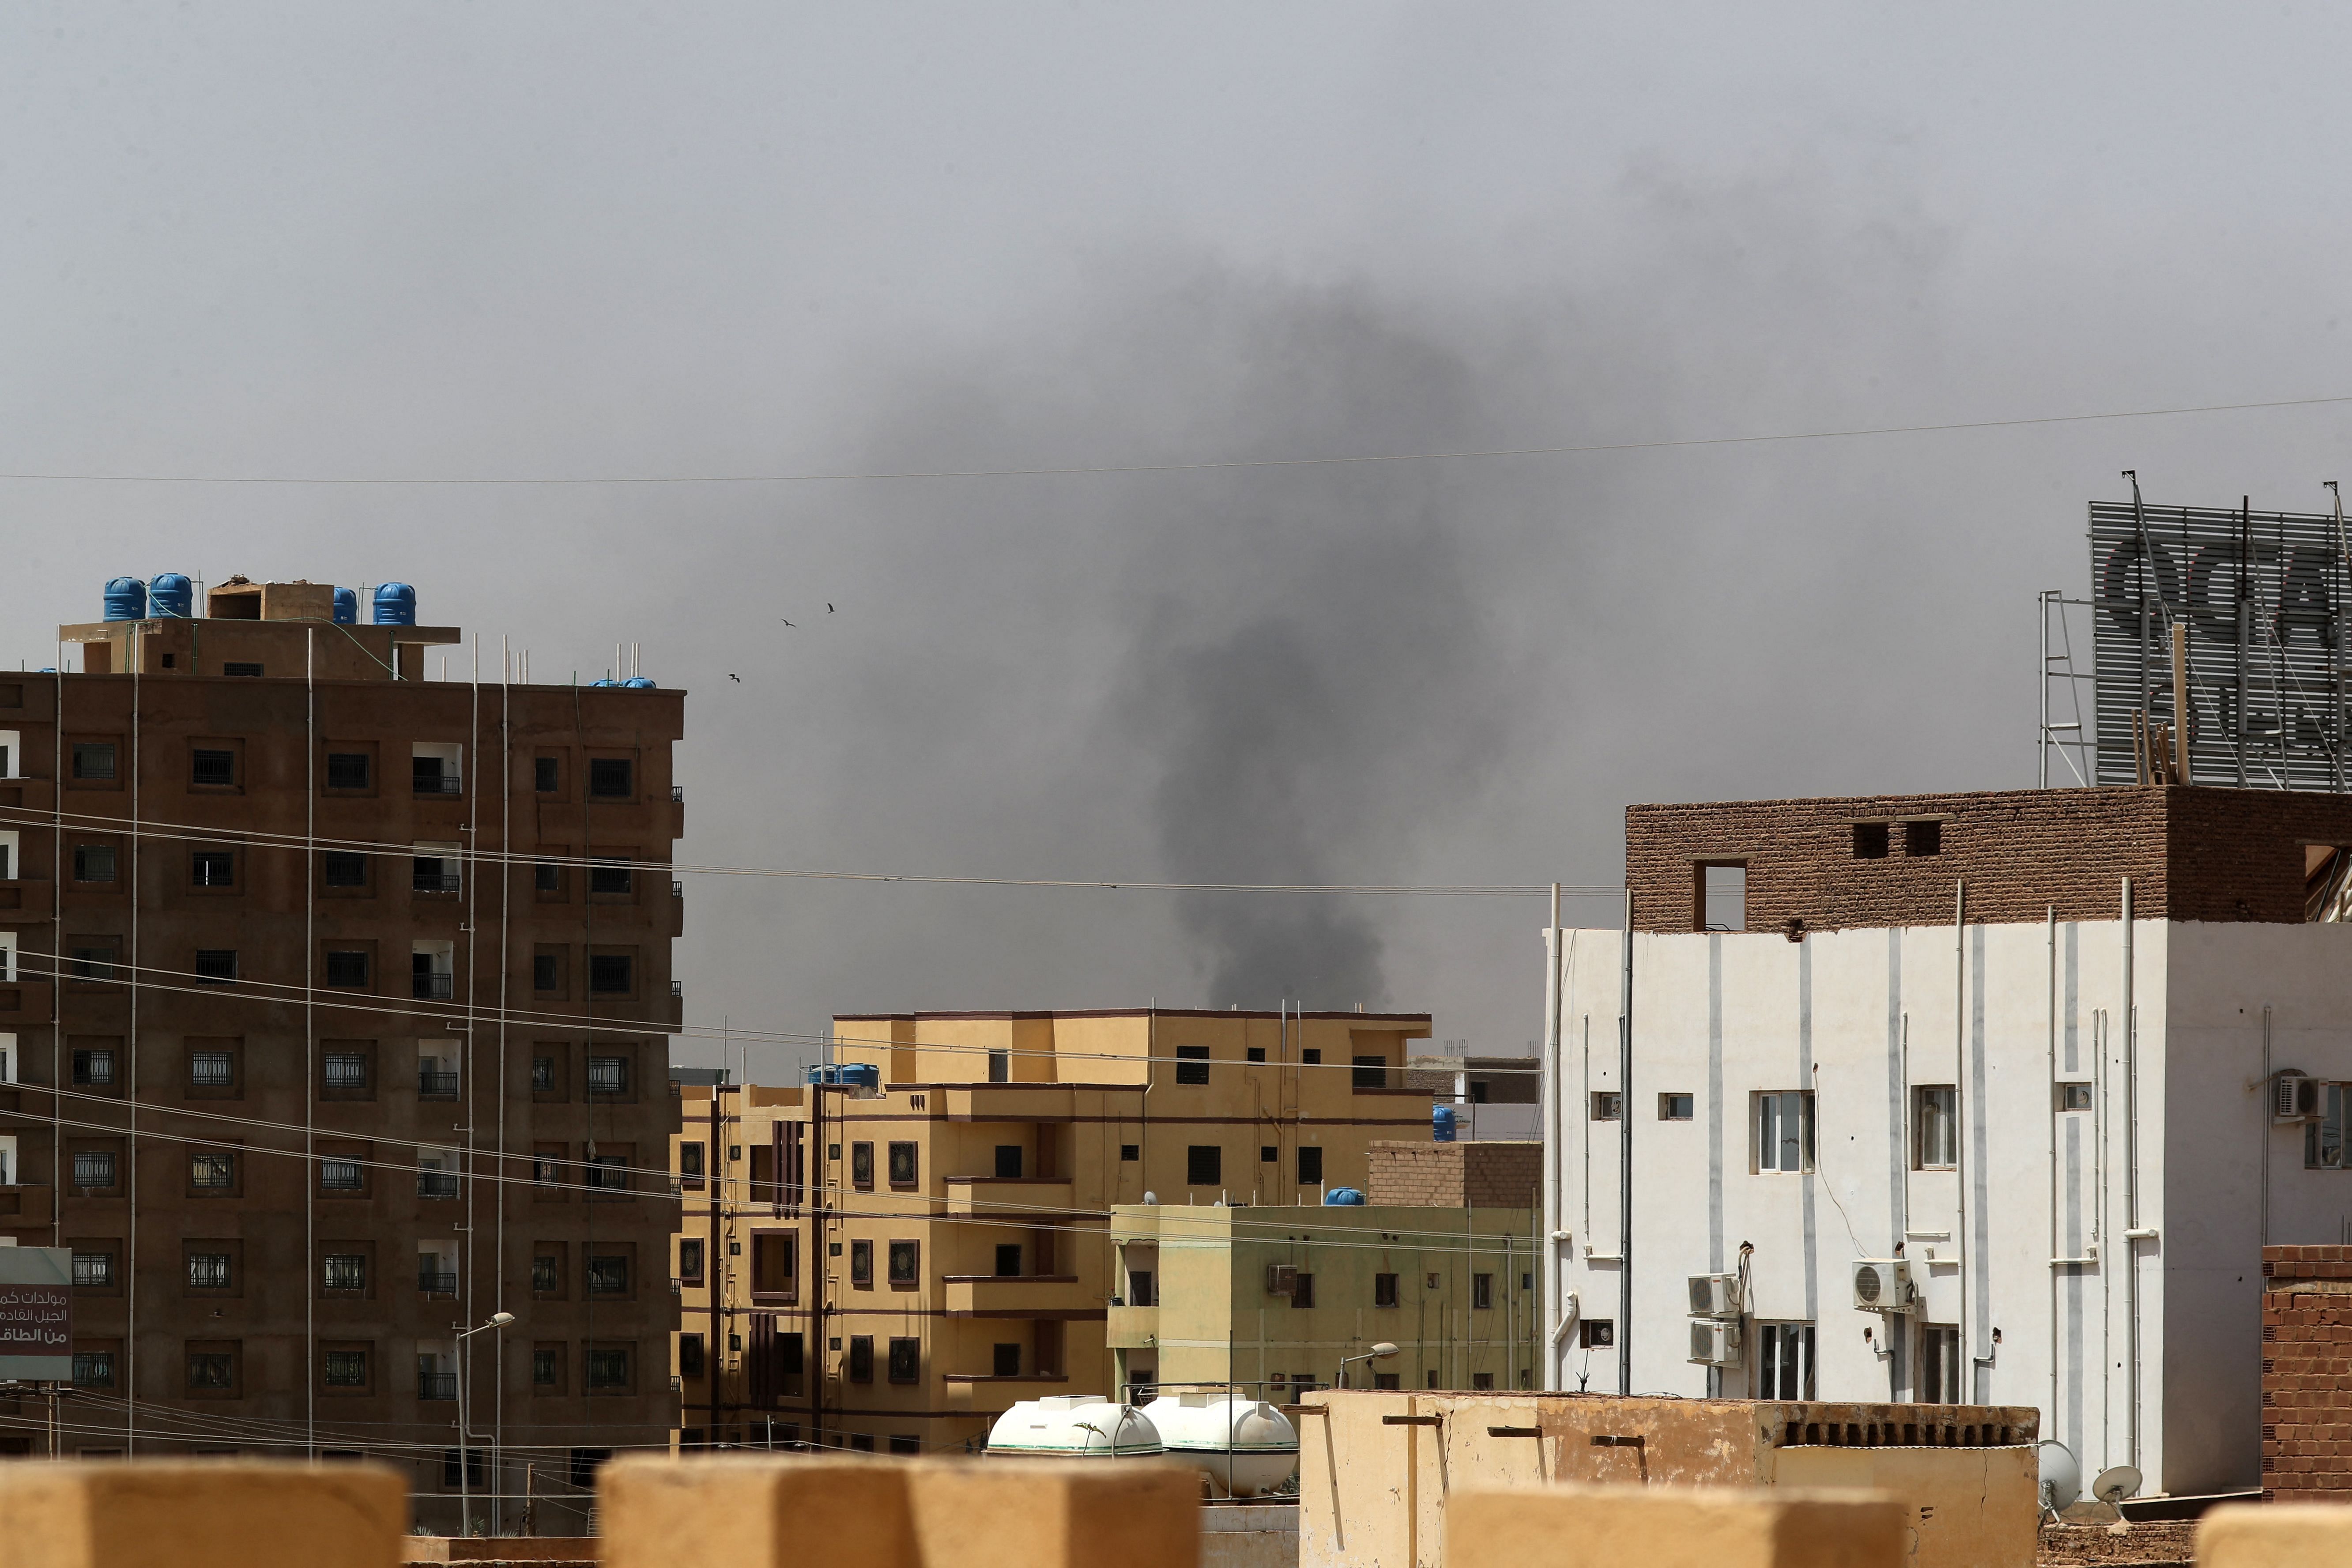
[
  {"x1": 671, "y1": 1007, "x2": 1436, "y2": 1453},
  {"x1": 1546, "y1": 783, "x2": 2352, "y2": 1501},
  {"x1": 0, "y1": 579, "x2": 682, "y2": 1530}
]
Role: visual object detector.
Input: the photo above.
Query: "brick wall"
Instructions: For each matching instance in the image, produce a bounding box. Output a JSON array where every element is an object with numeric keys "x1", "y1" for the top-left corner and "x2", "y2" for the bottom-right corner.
[
  {"x1": 1367, "y1": 1141, "x2": 1542, "y2": 1210},
  {"x1": 1625, "y1": 784, "x2": 2352, "y2": 935},
  {"x1": 2261, "y1": 1244, "x2": 2352, "y2": 1500}
]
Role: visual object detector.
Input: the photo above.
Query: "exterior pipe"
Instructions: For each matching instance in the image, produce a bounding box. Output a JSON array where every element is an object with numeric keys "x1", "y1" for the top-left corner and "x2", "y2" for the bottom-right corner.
[
  {"x1": 2097, "y1": 1005, "x2": 2111, "y2": 1472},
  {"x1": 2122, "y1": 876, "x2": 2142, "y2": 1473},
  {"x1": 1541, "y1": 883, "x2": 1562, "y2": 1390},
  {"x1": 1617, "y1": 890, "x2": 1633, "y2": 1396},
  {"x1": 2047, "y1": 906, "x2": 2060, "y2": 1440},
  {"x1": 1954, "y1": 880, "x2": 1971, "y2": 1403}
]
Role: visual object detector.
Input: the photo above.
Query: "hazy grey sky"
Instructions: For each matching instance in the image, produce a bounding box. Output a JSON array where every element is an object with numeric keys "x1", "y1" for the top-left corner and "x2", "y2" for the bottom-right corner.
[{"x1": 6, "y1": 4, "x2": 2351, "y2": 1067}]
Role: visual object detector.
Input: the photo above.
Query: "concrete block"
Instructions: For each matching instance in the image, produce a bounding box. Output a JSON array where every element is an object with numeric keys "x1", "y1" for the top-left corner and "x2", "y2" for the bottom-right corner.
[
  {"x1": 1447, "y1": 1485, "x2": 1903, "y2": 1568},
  {"x1": 0, "y1": 1460, "x2": 405, "y2": 1568},
  {"x1": 599, "y1": 1457, "x2": 916, "y2": 1568},
  {"x1": 2199, "y1": 1501, "x2": 2352, "y2": 1566},
  {"x1": 907, "y1": 1460, "x2": 1199, "y2": 1568}
]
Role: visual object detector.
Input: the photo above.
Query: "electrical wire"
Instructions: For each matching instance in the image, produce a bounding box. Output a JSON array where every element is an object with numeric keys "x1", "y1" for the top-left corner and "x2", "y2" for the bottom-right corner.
[{"x1": 3, "y1": 391, "x2": 2348, "y2": 486}]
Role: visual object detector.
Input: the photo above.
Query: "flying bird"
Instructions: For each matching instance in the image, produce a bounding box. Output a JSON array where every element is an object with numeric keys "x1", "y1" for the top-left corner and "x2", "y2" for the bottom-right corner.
[
  {"x1": 728, "y1": 674, "x2": 741, "y2": 683},
  {"x1": 827, "y1": 603, "x2": 834, "y2": 613},
  {"x1": 779, "y1": 618, "x2": 796, "y2": 628}
]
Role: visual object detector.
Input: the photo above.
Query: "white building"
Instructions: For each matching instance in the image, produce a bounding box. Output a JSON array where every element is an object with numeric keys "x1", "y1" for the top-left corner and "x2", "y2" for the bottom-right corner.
[{"x1": 1542, "y1": 784, "x2": 2352, "y2": 1501}]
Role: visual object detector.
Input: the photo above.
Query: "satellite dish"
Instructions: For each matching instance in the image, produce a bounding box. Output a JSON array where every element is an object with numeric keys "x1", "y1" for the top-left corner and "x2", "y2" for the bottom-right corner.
[
  {"x1": 2037, "y1": 1441, "x2": 2081, "y2": 1512},
  {"x1": 2092, "y1": 1465, "x2": 2143, "y2": 1505}
]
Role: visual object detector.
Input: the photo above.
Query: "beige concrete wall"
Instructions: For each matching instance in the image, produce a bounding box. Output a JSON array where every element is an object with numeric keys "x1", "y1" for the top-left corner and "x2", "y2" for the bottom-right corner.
[{"x1": 1773, "y1": 1445, "x2": 2038, "y2": 1568}]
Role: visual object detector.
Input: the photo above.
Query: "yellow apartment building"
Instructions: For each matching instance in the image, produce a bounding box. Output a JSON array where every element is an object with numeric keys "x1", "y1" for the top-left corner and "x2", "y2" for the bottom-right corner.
[{"x1": 667, "y1": 1007, "x2": 1435, "y2": 1453}]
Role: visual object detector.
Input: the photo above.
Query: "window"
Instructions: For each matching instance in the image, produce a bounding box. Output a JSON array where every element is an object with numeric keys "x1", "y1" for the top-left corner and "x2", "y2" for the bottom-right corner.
[
  {"x1": 590, "y1": 859, "x2": 633, "y2": 896},
  {"x1": 72, "y1": 844, "x2": 116, "y2": 882},
  {"x1": 1579, "y1": 1319, "x2": 1614, "y2": 1349},
  {"x1": 889, "y1": 1436, "x2": 920, "y2": 1455},
  {"x1": 319, "y1": 1159, "x2": 362, "y2": 1192},
  {"x1": 222, "y1": 662, "x2": 262, "y2": 678},
  {"x1": 1471, "y1": 1372, "x2": 1495, "y2": 1391},
  {"x1": 184, "y1": 1251, "x2": 231, "y2": 1289},
  {"x1": 851, "y1": 1142, "x2": 874, "y2": 1190},
  {"x1": 2059, "y1": 1082, "x2": 2094, "y2": 1112},
  {"x1": 848, "y1": 1336, "x2": 874, "y2": 1382},
  {"x1": 588, "y1": 758, "x2": 633, "y2": 798},
  {"x1": 995, "y1": 1244, "x2": 1022, "y2": 1277},
  {"x1": 72, "y1": 1050, "x2": 116, "y2": 1087},
  {"x1": 72, "y1": 1251, "x2": 113, "y2": 1286},
  {"x1": 324, "y1": 951, "x2": 369, "y2": 988},
  {"x1": 533, "y1": 954, "x2": 559, "y2": 991},
  {"x1": 1914, "y1": 1086, "x2": 1958, "y2": 1169},
  {"x1": 324, "y1": 1350, "x2": 367, "y2": 1388},
  {"x1": 193, "y1": 951, "x2": 237, "y2": 985},
  {"x1": 678, "y1": 1334, "x2": 705, "y2": 1377},
  {"x1": 1906, "y1": 820, "x2": 1943, "y2": 856},
  {"x1": 190, "y1": 749, "x2": 235, "y2": 787},
  {"x1": 587, "y1": 1347, "x2": 630, "y2": 1390},
  {"x1": 322, "y1": 852, "x2": 367, "y2": 887},
  {"x1": 1175, "y1": 1046, "x2": 1210, "y2": 1085},
  {"x1": 1261, "y1": 1145, "x2": 1278, "y2": 1163},
  {"x1": 889, "y1": 1338, "x2": 921, "y2": 1383},
  {"x1": 1291, "y1": 1274, "x2": 1315, "y2": 1309},
  {"x1": 988, "y1": 1048, "x2": 1010, "y2": 1083},
  {"x1": 1373, "y1": 1273, "x2": 1398, "y2": 1308},
  {"x1": 587, "y1": 1255, "x2": 629, "y2": 1296},
  {"x1": 1756, "y1": 1323, "x2": 1815, "y2": 1399},
  {"x1": 186, "y1": 1352, "x2": 234, "y2": 1391},
  {"x1": 324, "y1": 1053, "x2": 367, "y2": 1090},
  {"x1": 533, "y1": 1153, "x2": 562, "y2": 1189},
  {"x1": 1700, "y1": 862, "x2": 1746, "y2": 931},
  {"x1": 588, "y1": 954, "x2": 632, "y2": 994},
  {"x1": 888, "y1": 1142, "x2": 918, "y2": 1185},
  {"x1": 1121, "y1": 1143, "x2": 1140, "y2": 1162},
  {"x1": 1754, "y1": 1090, "x2": 1815, "y2": 1173},
  {"x1": 532, "y1": 1253, "x2": 561, "y2": 1293},
  {"x1": 1591, "y1": 1092, "x2": 1622, "y2": 1121},
  {"x1": 180, "y1": 1049, "x2": 233, "y2": 1090},
  {"x1": 679, "y1": 1237, "x2": 704, "y2": 1284},
  {"x1": 323, "y1": 1255, "x2": 366, "y2": 1292},
  {"x1": 73, "y1": 1351, "x2": 114, "y2": 1388},
  {"x1": 71, "y1": 1151, "x2": 116, "y2": 1188},
  {"x1": 1301, "y1": 1048, "x2": 1321, "y2": 1065},
  {"x1": 326, "y1": 753, "x2": 370, "y2": 790},
  {"x1": 1247, "y1": 1046, "x2": 1266, "y2": 1063},
  {"x1": 535, "y1": 757, "x2": 559, "y2": 793},
  {"x1": 1297, "y1": 1146, "x2": 1323, "y2": 1184},
  {"x1": 533, "y1": 1349, "x2": 560, "y2": 1387},
  {"x1": 851, "y1": 1240, "x2": 872, "y2": 1286},
  {"x1": 1852, "y1": 822, "x2": 1888, "y2": 859},
  {"x1": 531, "y1": 1055, "x2": 557, "y2": 1092},
  {"x1": 1919, "y1": 1324, "x2": 1960, "y2": 1402},
  {"x1": 2313, "y1": 1085, "x2": 2352, "y2": 1169},
  {"x1": 412, "y1": 754, "x2": 459, "y2": 795},
  {"x1": 1351, "y1": 1055, "x2": 1388, "y2": 1089},
  {"x1": 190, "y1": 1151, "x2": 235, "y2": 1190},
  {"x1": 1187, "y1": 1145, "x2": 1221, "y2": 1186},
  {"x1": 72, "y1": 743, "x2": 116, "y2": 780},
  {"x1": 587, "y1": 1055, "x2": 628, "y2": 1095},
  {"x1": 1127, "y1": 1269, "x2": 1154, "y2": 1306},
  {"x1": 191, "y1": 850, "x2": 235, "y2": 887},
  {"x1": 993, "y1": 1342, "x2": 1021, "y2": 1376},
  {"x1": 994, "y1": 1145, "x2": 1023, "y2": 1178},
  {"x1": 71, "y1": 946, "x2": 117, "y2": 981},
  {"x1": 888, "y1": 1240, "x2": 920, "y2": 1285},
  {"x1": 587, "y1": 1156, "x2": 626, "y2": 1192},
  {"x1": 679, "y1": 1142, "x2": 705, "y2": 1186},
  {"x1": 1473, "y1": 1273, "x2": 1495, "y2": 1309}
]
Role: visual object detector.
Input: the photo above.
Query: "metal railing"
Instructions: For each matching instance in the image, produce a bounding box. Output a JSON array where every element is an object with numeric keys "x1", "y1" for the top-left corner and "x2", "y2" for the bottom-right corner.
[
  {"x1": 411, "y1": 871, "x2": 462, "y2": 893},
  {"x1": 417, "y1": 1270, "x2": 458, "y2": 1296},
  {"x1": 671, "y1": 980, "x2": 683, "y2": 998},
  {"x1": 412, "y1": 972, "x2": 454, "y2": 1000},
  {"x1": 417, "y1": 1070, "x2": 460, "y2": 1097},
  {"x1": 412, "y1": 775, "x2": 464, "y2": 796},
  {"x1": 416, "y1": 1173, "x2": 460, "y2": 1200},
  {"x1": 671, "y1": 785, "x2": 684, "y2": 803},
  {"x1": 671, "y1": 879, "x2": 684, "y2": 898},
  {"x1": 418, "y1": 1372, "x2": 458, "y2": 1401}
]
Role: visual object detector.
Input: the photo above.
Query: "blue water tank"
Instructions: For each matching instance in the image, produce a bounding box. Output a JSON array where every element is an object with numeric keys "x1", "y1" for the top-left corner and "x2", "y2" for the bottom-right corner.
[
  {"x1": 371, "y1": 582, "x2": 417, "y2": 626},
  {"x1": 1323, "y1": 1187, "x2": 1368, "y2": 1207},
  {"x1": 590, "y1": 678, "x2": 619, "y2": 688},
  {"x1": 622, "y1": 676, "x2": 656, "y2": 689},
  {"x1": 807, "y1": 1063, "x2": 881, "y2": 1090},
  {"x1": 1432, "y1": 1104, "x2": 1458, "y2": 1143},
  {"x1": 102, "y1": 577, "x2": 147, "y2": 621},
  {"x1": 148, "y1": 573, "x2": 193, "y2": 618},
  {"x1": 332, "y1": 588, "x2": 358, "y2": 625}
]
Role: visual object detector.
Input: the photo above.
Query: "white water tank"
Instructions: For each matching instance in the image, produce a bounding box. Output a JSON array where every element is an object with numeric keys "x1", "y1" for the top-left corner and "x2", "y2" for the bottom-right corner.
[
  {"x1": 985, "y1": 1395, "x2": 1164, "y2": 1458},
  {"x1": 1145, "y1": 1393, "x2": 1300, "y2": 1497}
]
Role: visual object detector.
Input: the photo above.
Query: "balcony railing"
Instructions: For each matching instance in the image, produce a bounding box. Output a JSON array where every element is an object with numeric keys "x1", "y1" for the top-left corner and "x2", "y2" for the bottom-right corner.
[
  {"x1": 416, "y1": 1173, "x2": 460, "y2": 1200},
  {"x1": 417, "y1": 1070, "x2": 459, "y2": 1097},
  {"x1": 418, "y1": 1372, "x2": 457, "y2": 1401},
  {"x1": 671, "y1": 880, "x2": 684, "y2": 898},
  {"x1": 412, "y1": 775, "x2": 464, "y2": 796},
  {"x1": 417, "y1": 1270, "x2": 457, "y2": 1296},
  {"x1": 670, "y1": 980, "x2": 683, "y2": 998},
  {"x1": 412, "y1": 972, "x2": 453, "y2": 1000},
  {"x1": 411, "y1": 871, "x2": 462, "y2": 893},
  {"x1": 671, "y1": 785, "x2": 684, "y2": 803}
]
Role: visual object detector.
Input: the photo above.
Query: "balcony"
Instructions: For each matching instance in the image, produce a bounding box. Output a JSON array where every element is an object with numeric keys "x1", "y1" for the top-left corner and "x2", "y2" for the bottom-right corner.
[
  {"x1": 416, "y1": 1173, "x2": 460, "y2": 1200},
  {"x1": 942, "y1": 1274, "x2": 1090, "y2": 1318},
  {"x1": 418, "y1": 1372, "x2": 457, "y2": 1401},
  {"x1": 417, "y1": 1270, "x2": 457, "y2": 1297},
  {"x1": 1105, "y1": 1304, "x2": 1160, "y2": 1349},
  {"x1": 417, "y1": 1070, "x2": 459, "y2": 1098},
  {"x1": 411, "y1": 972, "x2": 453, "y2": 1001},
  {"x1": 411, "y1": 871, "x2": 462, "y2": 894},
  {"x1": 412, "y1": 775, "x2": 464, "y2": 797}
]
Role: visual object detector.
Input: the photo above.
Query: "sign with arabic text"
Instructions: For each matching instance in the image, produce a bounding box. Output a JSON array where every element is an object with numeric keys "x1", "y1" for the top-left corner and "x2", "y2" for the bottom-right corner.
[{"x1": 0, "y1": 1248, "x2": 72, "y2": 1382}]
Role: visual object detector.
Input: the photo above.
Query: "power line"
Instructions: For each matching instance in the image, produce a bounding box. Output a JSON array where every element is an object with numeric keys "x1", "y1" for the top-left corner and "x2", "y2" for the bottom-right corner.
[{"x1": 1, "y1": 392, "x2": 2347, "y2": 486}]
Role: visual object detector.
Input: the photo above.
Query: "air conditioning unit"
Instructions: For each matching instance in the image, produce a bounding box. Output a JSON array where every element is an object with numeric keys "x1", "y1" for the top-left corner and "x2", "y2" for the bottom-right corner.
[
  {"x1": 1851, "y1": 1258, "x2": 1916, "y2": 1313},
  {"x1": 2277, "y1": 1073, "x2": 2321, "y2": 1122},
  {"x1": 1689, "y1": 1319, "x2": 1741, "y2": 1366},
  {"x1": 1688, "y1": 1273, "x2": 1743, "y2": 1319},
  {"x1": 1266, "y1": 1263, "x2": 1299, "y2": 1297}
]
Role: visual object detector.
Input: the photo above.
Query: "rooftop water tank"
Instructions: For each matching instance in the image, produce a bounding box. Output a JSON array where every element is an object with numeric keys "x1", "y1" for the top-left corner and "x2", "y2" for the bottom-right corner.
[
  {"x1": 371, "y1": 582, "x2": 417, "y2": 626},
  {"x1": 1432, "y1": 1104, "x2": 1458, "y2": 1143},
  {"x1": 148, "y1": 574, "x2": 193, "y2": 618},
  {"x1": 332, "y1": 588, "x2": 358, "y2": 626},
  {"x1": 806, "y1": 1063, "x2": 881, "y2": 1090},
  {"x1": 985, "y1": 1396, "x2": 1163, "y2": 1459},
  {"x1": 622, "y1": 676, "x2": 656, "y2": 689},
  {"x1": 1323, "y1": 1187, "x2": 1367, "y2": 1206},
  {"x1": 102, "y1": 577, "x2": 147, "y2": 622},
  {"x1": 1145, "y1": 1394, "x2": 1299, "y2": 1498},
  {"x1": 590, "y1": 678, "x2": 618, "y2": 688}
]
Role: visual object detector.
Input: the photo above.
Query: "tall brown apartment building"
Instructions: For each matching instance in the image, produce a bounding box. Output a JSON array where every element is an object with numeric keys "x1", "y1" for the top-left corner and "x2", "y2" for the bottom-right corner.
[
  {"x1": 671, "y1": 1007, "x2": 1436, "y2": 1455},
  {"x1": 0, "y1": 577, "x2": 682, "y2": 1531}
]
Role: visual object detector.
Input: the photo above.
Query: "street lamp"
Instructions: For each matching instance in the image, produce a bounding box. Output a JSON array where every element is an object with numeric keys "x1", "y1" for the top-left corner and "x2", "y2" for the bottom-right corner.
[
  {"x1": 456, "y1": 1312, "x2": 517, "y2": 1536},
  {"x1": 1336, "y1": 1342, "x2": 1400, "y2": 1389}
]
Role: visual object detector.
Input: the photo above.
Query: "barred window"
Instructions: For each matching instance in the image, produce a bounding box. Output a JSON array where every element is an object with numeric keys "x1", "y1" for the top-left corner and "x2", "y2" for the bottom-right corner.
[
  {"x1": 190, "y1": 850, "x2": 235, "y2": 888},
  {"x1": 323, "y1": 1053, "x2": 367, "y2": 1090},
  {"x1": 587, "y1": 1256, "x2": 629, "y2": 1296},
  {"x1": 587, "y1": 1347, "x2": 630, "y2": 1389},
  {"x1": 70, "y1": 1151, "x2": 116, "y2": 1188},
  {"x1": 587, "y1": 1156, "x2": 626, "y2": 1192},
  {"x1": 325, "y1": 753, "x2": 369, "y2": 790},
  {"x1": 532, "y1": 1348, "x2": 559, "y2": 1386},
  {"x1": 588, "y1": 758, "x2": 633, "y2": 798},
  {"x1": 190, "y1": 749, "x2": 235, "y2": 787},
  {"x1": 71, "y1": 1251, "x2": 113, "y2": 1287},
  {"x1": 72, "y1": 1048, "x2": 116, "y2": 1086},
  {"x1": 322, "y1": 1255, "x2": 366, "y2": 1292},
  {"x1": 324, "y1": 951, "x2": 369, "y2": 988},
  {"x1": 318, "y1": 1159, "x2": 362, "y2": 1192},
  {"x1": 186, "y1": 1353, "x2": 233, "y2": 1391},
  {"x1": 186, "y1": 1253, "x2": 231, "y2": 1289},
  {"x1": 69, "y1": 949, "x2": 117, "y2": 983},
  {"x1": 72, "y1": 1350, "x2": 114, "y2": 1388},
  {"x1": 190, "y1": 1152, "x2": 235, "y2": 1190},
  {"x1": 589, "y1": 859, "x2": 633, "y2": 896},
  {"x1": 324, "y1": 1350, "x2": 368, "y2": 1387},
  {"x1": 586, "y1": 1056, "x2": 628, "y2": 1095},
  {"x1": 322, "y1": 852, "x2": 367, "y2": 887},
  {"x1": 532, "y1": 1255, "x2": 559, "y2": 1293},
  {"x1": 887, "y1": 1142, "x2": 918, "y2": 1185},
  {"x1": 888, "y1": 1338, "x2": 921, "y2": 1383},
  {"x1": 71, "y1": 742, "x2": 116, "y2": 780},
  {"x1": 531, "y1": 1055, "x2": 556, "y2": 1092},
  {"x1": 189, "y1": 1050, "x2": 234, "y2": 1087},
  {"x1": 588, "y1": 954, "x2": 632, "y2": 994},
  {"x1": 1175, "y1": 1046, "x2": 1210, "y2": 1085},
  {"x1": 193, "y1": 950, "x2": 237, "y2": 984},
  {"x1": 71, "y1": 844, "x2": 116, "y2": 882},
  {"x1": 887, "y1": 1240, "x2": 920, "y2": 1285}
]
